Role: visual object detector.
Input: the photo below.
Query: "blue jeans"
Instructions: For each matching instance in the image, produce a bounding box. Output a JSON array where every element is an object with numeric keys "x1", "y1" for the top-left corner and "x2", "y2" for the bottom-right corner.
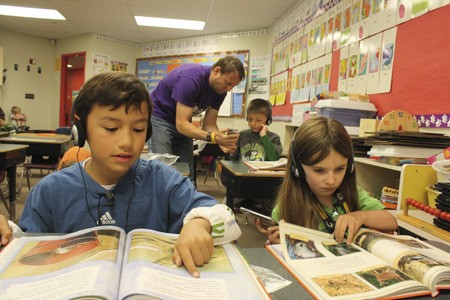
[{"x1": 148, "y1": 117, "x2": 194, "y2": 180}]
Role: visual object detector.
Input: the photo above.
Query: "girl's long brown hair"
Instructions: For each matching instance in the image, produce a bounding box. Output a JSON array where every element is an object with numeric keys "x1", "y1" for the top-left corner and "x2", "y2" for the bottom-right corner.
[{"x1": 276, "y1": 117, "x2": 358, "y2": 229}]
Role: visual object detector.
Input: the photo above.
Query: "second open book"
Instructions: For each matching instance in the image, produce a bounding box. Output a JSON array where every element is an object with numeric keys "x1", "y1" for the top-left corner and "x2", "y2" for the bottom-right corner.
[
  {"x1": 0, "y1": 226, "x2": 269, "y2": 300},
  {"x1": 267, "y1": 221, "x2": 450, "y2": 300}
]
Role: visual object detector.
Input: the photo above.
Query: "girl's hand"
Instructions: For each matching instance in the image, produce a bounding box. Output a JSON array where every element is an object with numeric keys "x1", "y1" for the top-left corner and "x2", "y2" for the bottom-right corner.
[
  {"x1": 334, "y1": 212, "x2": 364, "y2": 244},
  {"x1": 256, "y1": 219, "x2": 280, "y2": 244}
]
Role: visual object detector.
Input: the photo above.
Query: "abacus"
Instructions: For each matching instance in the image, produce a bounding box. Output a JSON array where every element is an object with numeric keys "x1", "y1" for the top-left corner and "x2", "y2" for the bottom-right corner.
[{"x1": 397, "y1": 198, "x2": 450, "y2": 242}]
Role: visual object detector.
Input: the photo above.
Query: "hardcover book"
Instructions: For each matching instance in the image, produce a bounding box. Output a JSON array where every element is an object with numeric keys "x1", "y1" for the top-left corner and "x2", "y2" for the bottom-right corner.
[
  {"x1": 267, "y1": 221, "x2": 449, "y2": 299},
  {"x1": 0, "y1": 226, "x2": 269, "y2": 300}
]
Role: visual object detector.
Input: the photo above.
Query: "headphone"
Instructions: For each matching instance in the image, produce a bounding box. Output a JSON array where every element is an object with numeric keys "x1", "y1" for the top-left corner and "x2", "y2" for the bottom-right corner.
[
  {"x1": 289, "y1": 140, "x2": 354, "y2": 179},
  {"x1": 70, "y1": 98, "x2": 153, "y2": 147},
  {"x1": 246, "y1": 98, "x2": 273, "y2": 125}
]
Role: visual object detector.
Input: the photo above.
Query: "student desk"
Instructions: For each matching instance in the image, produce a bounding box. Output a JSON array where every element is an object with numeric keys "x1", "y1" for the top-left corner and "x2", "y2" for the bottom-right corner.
[
  {"x1": 218, "y1": 160, "x2": 284, "y2": 209},
  {"x1": 0, "y1": 133, "x2": 72, "y2": 158},
  {"x1": 0, "y1": 144, "x2": 29, "y2": 220}
]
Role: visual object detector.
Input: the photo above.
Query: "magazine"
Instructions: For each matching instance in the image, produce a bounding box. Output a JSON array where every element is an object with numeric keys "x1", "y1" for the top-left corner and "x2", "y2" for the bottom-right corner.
[
  {"x1": 244, "y1": 158, "x2": 287, "y2": 171},
  {"x1": 0, "y1": 226, "x2": 269, "y2": 300},
  {"x1": 266, "y1": 221, "x2": 450, "y2": 300}
]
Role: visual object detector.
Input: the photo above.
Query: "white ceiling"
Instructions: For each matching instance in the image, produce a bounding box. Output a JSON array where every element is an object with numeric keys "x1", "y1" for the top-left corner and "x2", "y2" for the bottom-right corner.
[{"x1": 0, "y1": 0, "x2": 298, "y2": 44}]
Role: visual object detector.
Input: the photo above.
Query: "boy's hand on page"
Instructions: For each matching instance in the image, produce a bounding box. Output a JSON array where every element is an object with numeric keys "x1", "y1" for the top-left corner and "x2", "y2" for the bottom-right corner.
[
  {"x1": 0, "y1": 215, "x2": 12, "y2": 246},
  {"x1": 173, "y1": 218, "x2": 214, "y2": 278},
  {"x1": 334, "y1": 212, "x2": 364, "y2": 245}
]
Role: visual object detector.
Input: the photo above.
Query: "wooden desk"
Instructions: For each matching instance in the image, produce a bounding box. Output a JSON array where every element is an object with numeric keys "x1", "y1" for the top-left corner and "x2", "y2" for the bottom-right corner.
[
  {"x1": 0, "y1": 144, "x2": 29, "y2": 220},
  {"x1": 219, "y1": 160, "x2": 284, "y2": 209},
  {"x1": 0, "y1": 133, "x2": 72, "y2": 158}
]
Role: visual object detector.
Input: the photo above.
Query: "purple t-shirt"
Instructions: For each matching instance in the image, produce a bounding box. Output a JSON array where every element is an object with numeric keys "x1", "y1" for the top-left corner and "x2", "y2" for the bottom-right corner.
[{"x1": 151, "y1": 64, "x2": 226, "y2": 123}]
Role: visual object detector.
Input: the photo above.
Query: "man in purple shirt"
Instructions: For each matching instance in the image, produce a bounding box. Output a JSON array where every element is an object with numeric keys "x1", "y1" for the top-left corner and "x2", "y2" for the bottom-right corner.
[{"x1": 149, "y1": 56, "x2": 245, "y2": 180}]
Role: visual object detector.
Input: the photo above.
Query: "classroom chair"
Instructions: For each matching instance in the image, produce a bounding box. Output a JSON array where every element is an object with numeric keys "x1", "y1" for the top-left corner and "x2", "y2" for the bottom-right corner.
[
  {"x1": 0, "y1": 171, "x2": 10, "y2": 213},
  {"x1": 18, "y1": 155, "x2": 59, "y2": 193}
]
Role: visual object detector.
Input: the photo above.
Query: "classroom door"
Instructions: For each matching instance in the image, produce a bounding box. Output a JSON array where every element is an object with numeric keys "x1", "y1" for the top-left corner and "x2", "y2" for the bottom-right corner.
[{"x1": 59, "y1": 53, "x2": 85, "y2": 127}]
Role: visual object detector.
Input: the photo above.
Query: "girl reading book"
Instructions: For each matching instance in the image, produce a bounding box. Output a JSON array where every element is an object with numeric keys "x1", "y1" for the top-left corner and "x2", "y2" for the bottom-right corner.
[{"x1": 257, "y1": 117, "x2": 397, "y2": 244}]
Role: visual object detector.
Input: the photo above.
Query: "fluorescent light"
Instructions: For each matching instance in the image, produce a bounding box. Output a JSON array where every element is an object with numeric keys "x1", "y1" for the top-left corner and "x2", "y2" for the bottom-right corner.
[
  {"x1": 135, "y1": 16, "x2": 204, "y2": 30},
  {"x1": 0, "y1": 5, "x2": 65, "y2": 20}
]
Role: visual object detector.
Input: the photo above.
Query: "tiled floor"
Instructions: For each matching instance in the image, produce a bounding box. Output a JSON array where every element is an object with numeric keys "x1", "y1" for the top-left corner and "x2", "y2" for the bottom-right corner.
[{"x1": 1, "y1": 165, "x2": 267, "y2": 248}]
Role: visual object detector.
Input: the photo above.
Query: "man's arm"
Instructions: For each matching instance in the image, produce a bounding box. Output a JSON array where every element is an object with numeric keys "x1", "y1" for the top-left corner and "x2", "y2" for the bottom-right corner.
[
  {"x1": 176, "y1": 102, "x2": 211, "y2": 141},
  {"x1": 175, "y1": 102, "x2": 238, "y2": 148}
]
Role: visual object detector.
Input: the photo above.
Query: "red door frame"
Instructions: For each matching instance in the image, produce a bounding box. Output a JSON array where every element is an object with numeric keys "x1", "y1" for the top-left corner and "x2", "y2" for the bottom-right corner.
[{"x1": 59, "y1": 52, "x2": 86, "y2": 127}]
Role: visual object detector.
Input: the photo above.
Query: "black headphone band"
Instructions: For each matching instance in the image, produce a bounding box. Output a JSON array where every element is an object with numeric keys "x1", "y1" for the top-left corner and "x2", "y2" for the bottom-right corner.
[
  {"x1": 247, "y1": 98, "x2": 273, "y2": 125},
  {"x1": 289, "y1": 140, "x2": 354, "y2": 179}
]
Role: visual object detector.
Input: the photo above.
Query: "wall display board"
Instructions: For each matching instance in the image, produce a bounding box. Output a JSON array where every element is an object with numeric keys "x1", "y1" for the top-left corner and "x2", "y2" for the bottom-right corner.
[
  {"x1": 136, "y1": 50, "x2": 249, "y2": 117},
  {"x1": 269, "y1": 0, "x2": 449, "y2": 128}
]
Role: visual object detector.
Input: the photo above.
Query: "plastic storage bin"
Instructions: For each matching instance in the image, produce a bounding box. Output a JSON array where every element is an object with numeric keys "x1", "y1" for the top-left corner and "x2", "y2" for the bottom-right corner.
[{"x1": 315, "y1": 100, "x2": 377, "y2": 127}]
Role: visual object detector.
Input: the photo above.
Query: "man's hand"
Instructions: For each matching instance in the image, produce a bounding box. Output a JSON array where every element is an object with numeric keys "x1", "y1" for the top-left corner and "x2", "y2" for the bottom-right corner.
[
  {"x1": 173, "y1": 218, "x2": 214, "y2": 278},
  {"x1": 214, "y1": 129, "x2": 239, "y2": 149},
  {"x1": 0, "y1": 215, "x2": 12, "y2": 246}
]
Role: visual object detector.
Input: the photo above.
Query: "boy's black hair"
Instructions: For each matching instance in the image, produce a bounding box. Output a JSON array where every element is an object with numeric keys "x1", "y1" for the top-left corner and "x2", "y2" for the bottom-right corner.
[
  {"x1": 74, "y1": 72, "x2": 152, "y2": 127},
  {"x1": 71, "y1": 72, "x2": 153, "y2": 146},
  {"x1": 246, "y1": 98, "x2": 272, "y2": 125}
]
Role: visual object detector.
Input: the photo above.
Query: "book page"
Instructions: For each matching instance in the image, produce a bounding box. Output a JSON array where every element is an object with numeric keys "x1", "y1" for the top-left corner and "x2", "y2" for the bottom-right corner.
[
  {"x1": 278, "y1": 222, "x2": 430, "y2": 300},
  {"x1": 354, "y1": 229, "x2": 450, "y2": 295},
  {"x1": 0, "y1": 226, "x2": 125, "y2": 300},
  {"x1": 244, "y1": 158, "x2": 287, "y2": 171},
  {"x1": 118, "y1": 229, "x2": 269, "y2": 300}
]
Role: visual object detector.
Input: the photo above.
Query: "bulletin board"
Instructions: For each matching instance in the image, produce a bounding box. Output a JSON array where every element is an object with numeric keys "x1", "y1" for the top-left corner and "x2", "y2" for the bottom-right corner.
[
  {"x1": 136, "y1": 50, "x2": 249, "y2": 117},
  {"x1": 270, "y1": 2, "x2": 450, "y2": 128}
]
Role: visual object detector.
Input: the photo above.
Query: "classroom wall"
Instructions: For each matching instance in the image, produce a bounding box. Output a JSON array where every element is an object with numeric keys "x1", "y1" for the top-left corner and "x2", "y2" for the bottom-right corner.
[
  {"x1": 0, "y1": 29, "x2": 55, "y2": 129},
  {"x1": 213, "y1": 33, "x2": 290, "y2": 144}
]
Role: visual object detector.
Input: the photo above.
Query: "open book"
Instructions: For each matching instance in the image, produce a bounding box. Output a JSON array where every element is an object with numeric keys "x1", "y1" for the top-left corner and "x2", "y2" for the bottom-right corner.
[
  {"x1": 244, "y1": 158, "x2": 287, "y2": 171},
  {"x1": 266, "y1": 221, "x2": 449, "y2": 300},
  {"x1": 0, "y1": 226, "x2": 269, "y2": 300}
]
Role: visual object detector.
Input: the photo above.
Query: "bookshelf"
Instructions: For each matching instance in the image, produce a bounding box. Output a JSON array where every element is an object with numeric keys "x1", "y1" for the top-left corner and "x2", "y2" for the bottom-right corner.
[{"x1": 354, "y1": 157, "x2": 402, "y2": 199}]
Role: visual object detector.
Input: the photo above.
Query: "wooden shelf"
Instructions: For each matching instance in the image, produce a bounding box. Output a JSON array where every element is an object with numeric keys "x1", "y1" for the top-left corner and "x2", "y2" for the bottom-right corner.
[{"x1": 354, "y1": 157, "x2": 402, "y2": 172}]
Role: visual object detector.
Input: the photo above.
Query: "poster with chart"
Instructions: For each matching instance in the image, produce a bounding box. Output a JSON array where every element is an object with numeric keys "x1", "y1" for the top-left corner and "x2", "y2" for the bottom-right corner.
[
  {"x1": 249, "y1": 55, "x2": 270, "y2": 96},
  {"x1": 92, "y1": 53, "x2": 110, "y2": 76},
  {"x1": 379, "y1": 27, "x2": 397, "y2": 93}
]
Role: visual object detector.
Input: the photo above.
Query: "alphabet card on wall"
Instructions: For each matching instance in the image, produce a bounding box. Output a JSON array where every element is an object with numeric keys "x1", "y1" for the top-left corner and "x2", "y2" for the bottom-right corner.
[
  {"x1": 350, "y1": 0, "x2": 362, "y2": 44},
  {"x1": 366, "y1": 33, "x2": 383, "y2": 94},
  {"x1": 338, "y1": 45, "x2": 349, "y2": 92},
  {"x1": 375, "y1": 0, "x2": 399, "y2": 33},
  {"x1": 359, "y1": 0, "x2": 373, "y2": 40},
  {"x1": 356, "y1": 38, "x2": 370, "y2": 94},
  {"x1": 347, "y1": 41, "x2": 359, "y2": 93},
  {"x1": 379, "y1": 27, "x2": 397, "y2": 93}
]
